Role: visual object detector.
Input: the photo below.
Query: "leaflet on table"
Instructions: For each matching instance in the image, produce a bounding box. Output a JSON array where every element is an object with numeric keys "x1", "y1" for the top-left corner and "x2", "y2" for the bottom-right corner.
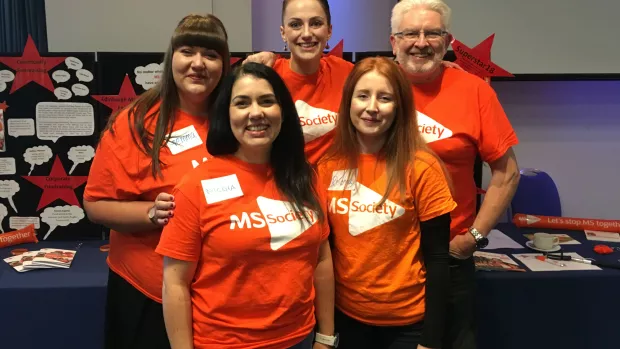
[
  {"x1": 513, "y1": 252, "x2": 601, "y2": 272},
  {"x1": 3, "y1": 248, "x2": 76, "y2": 272},
  {"x1": 584, "y1": 230, "x2": 620, "y2": 243},
  {"x1": 474, "y1": 251, "x2": 526, "y2": 272}
]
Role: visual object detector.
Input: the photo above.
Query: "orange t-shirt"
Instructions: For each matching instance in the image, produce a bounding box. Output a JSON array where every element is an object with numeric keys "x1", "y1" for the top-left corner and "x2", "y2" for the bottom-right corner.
[
  {"x1": 273, "y1": 56, "x2": 353, "y2": 165},
  {"x1": 412, "y1": 68, "x2": 518, "y2": 239},
  {"x1": 317, "y1": 151, "x2": 456, "y2": 326},
  {"x1": 155, "y1": 155, "x2": 330, "y2": 349},
  {"x1": 83, "y1": 102, "x2": 211, "y2": 302}
]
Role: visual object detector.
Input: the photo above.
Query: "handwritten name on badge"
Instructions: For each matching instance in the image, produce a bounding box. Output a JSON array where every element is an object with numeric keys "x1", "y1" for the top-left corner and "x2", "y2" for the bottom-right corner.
[
  {"x1": 167, "y1": 125, "x2": 203, "y2": 155},
  {"x1": 201, "y1": 174, "x2": 244, "y2": 204}
]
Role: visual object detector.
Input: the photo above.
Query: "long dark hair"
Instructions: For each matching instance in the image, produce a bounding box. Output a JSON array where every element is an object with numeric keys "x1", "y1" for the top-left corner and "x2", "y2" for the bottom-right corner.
[
  {"x1": 207, "y1": 62, "x2": 324, "y2": 224},
  {"x1": 102, "y1": 14, "x2": 231, "y2": 178}
]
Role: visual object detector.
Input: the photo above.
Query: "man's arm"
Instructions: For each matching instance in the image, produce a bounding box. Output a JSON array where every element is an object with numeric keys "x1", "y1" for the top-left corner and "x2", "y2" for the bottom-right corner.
[
  {"x1": 450, "y1": 148, "x2": 520, "y2": 258},
  {"x1": 474, "y1": 147, "x2": 520, "y2": 235},
  {"x1": 162, "y1": 256, "x2": 198, "y2": 349}
]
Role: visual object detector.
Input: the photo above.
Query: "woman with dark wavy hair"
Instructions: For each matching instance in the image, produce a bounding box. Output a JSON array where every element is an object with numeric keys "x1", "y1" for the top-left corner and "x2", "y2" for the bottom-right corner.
[
  {"x1": 83, "y1": 13, "x2": 230, "y2": 349},
  {"x1": 156, "y1": 62, "x2": 334, "y2": 349}
]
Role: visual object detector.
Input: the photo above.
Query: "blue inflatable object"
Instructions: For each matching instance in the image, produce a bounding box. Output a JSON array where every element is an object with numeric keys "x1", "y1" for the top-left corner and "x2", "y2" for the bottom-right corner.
[{"x1": 511, "y1": 168, "x2": 562, "y2": 217}]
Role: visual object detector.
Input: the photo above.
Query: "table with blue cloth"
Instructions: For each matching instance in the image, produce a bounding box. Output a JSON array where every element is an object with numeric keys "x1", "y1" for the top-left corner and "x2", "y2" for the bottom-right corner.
[
  {"x1": 0, "y1": 240, "x2": 109, "y2": 349},
  {"x1": 1, "y1": 224, "x2": 619, "y2": 349},
  {"x1": 477, "y1": 223, "x2": 620, "y2": 349}
]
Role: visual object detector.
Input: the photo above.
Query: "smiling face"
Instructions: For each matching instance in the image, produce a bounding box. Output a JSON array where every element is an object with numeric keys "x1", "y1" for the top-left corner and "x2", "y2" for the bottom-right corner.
[
  {"x1": 172, "y1": 46, "x2": 223, "y2": 105},
  {"x1": 390, "y1": 7, "x2": 451, "y2": 79},
  {"x1": 349, "y1": 70, "x2": 396, "y2": 152},
  {"x1": 280, "y1": 0, "x2": 332, "y2": 63},
  {"x1": 229, "y1": 75, "x2": 282, "y2": 163}
]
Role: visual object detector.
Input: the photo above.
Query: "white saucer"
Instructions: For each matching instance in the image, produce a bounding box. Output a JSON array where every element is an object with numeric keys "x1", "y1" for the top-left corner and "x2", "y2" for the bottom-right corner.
[{"x1": 526, "y1": 241, "x2": 561, "y2": 252}]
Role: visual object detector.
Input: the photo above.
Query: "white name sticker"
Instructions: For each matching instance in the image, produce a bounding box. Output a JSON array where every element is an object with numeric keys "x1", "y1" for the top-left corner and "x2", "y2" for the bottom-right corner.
[
  {"x1": 166, "y1": 125, "x2": 203, "y2": 155},
  {"x1": 201, "y1": 174, "x2": 244, "y2": 204}
]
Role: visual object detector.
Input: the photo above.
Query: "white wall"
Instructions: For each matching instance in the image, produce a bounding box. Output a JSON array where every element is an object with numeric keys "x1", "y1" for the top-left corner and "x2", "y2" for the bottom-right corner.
[
  {"x1": 252, "y1": 0, "x2": 398, "y2": 52},
  {"x1": 45, "y1": 0, "x2": 252, "y2": 53},
  {"x1": 443, "y1": 0, "x2": 619, "y2": 74},
  {"x1": 482, "y1": 80, "x2": 620, "y2": 220}
]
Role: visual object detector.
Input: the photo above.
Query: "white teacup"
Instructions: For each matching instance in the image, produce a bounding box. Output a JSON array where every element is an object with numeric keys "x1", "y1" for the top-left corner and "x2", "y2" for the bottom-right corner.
[{"x1": 533, "y1": 232, "x2": 560, "y2": 250}]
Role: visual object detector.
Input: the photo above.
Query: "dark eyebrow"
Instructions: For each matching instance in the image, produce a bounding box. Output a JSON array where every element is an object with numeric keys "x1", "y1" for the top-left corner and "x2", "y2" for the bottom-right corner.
[
  {"x1": 288, "y1": 16, "x2": 325, "y2": 22},
  {"x1": 231, "y1": 93, "x2": 276, "y2": 102}
]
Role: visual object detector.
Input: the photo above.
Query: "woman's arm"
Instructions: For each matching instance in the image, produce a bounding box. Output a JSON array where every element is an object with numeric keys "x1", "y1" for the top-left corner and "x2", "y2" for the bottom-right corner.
[
  {"x1": 419, "y1": 213, "x2": 452, "y2": 349},
  {"x1": 162, "y1": 256, "x2": 198, "y2": 349},
  {"x1": 313, "y1": 239, "x2": 335, "y2": 343},
  {"x1": 84, "y1": 192, "x2": 175, "y2": 233}
]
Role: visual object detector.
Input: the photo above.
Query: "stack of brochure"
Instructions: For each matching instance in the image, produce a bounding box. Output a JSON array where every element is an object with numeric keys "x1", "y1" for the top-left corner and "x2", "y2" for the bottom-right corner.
[{"x1": 3, "y1": 248, "x2": 76, "y2": 272}]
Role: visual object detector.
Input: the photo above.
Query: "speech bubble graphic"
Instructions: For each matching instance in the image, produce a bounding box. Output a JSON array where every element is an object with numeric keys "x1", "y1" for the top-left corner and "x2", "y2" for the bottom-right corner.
[
  {"x1": 0, "y1": 157, "x2": 16, "y2": 175},
  {"x1": 0, "y1": 203, "x2": 7, "y2": 233},
  {"x1": 65, "y1": 57, "x2": 83, "y2": 70},
  {"x1": 0, "y1": 70, "x2": 15, "y2": 83},
  {"x1": 135, "y1": 63, "x2": 163, "y2": 90},
  {"x1": 36, "y1": 102, "x2": 95, "y2": 143},
  {"x1": 0, "y1": 81, "x2": 5, "y2": 93},
  {"x1": 24, "y1": 145, "x2": 53, "y2": 175},
  {"x1": 54, "y1": 87, "x2": 72, "y2": 100},
  {"x1": 67, "y1": 145, "x2": 95, "y2": 174},
  {"x1": 0, "y1": 180, "x2": 20, "y2": 213},
  {"x1": 52, "y1": 70, "x2": 71, "y2": 83},
  {"x1": 40, "y1": 205, "x2": 84, "y2": 240},
  {"x1": 9, "y1": 216, "x2": 40, "y2": 230},
  {"x1": 71, "y1": 83, "x2": 89, "y2": 96},
  {"x1": 76, "y1": 69, "x2": 93, "y2": 82},
  {"x1": 8, "y1": 119, "x2": 35, "y2": 138}
]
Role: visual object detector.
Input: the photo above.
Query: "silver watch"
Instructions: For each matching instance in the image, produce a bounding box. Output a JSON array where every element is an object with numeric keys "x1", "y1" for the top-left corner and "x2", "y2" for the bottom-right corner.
[{"x1": 315, "y1": 332, "x2": 339, "y2": 348}]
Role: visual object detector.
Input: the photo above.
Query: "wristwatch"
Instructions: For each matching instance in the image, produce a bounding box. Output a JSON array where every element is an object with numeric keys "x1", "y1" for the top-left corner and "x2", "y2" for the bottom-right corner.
[
  {"x1": 468, "y1": 227, "x2": 489, "y2": 249},
  {"x1": 315, "y1": 332, "x2": 339, "y2": 348}
]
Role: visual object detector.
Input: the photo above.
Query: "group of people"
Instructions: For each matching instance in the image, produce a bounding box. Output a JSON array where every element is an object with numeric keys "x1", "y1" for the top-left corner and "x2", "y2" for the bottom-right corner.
[{"x1": 83, "y1": 0, "x2": 520, "y2": 348}]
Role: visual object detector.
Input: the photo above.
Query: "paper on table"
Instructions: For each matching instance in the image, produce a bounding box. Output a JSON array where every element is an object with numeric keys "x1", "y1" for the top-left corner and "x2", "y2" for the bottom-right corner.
[
  {"x1": 584, "y1": 230, "x2": 620, "y2": 243},
  {"x1": 481, "y1": 229, "x2": 524, "y2": 250},
  {"x1": 513, "y1": 252, "x2": 601, "y2": 272}
]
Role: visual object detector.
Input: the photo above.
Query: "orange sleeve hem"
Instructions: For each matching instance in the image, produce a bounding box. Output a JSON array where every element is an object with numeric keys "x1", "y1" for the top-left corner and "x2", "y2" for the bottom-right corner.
[
  {"x1": 155, "y1": 246, "x2": 199, "y2": 262},
  {"x1": 482, "y1": 137, "x2": 519, "y2": 163},
  {"x1": 418, "y1": 201, "x2": 457, "y2": 222}
]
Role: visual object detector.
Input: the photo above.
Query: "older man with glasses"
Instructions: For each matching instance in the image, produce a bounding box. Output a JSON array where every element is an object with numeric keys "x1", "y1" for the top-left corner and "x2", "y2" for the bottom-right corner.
[{"x1": 390, "y1": 1, "x2": 521, "y2": 348}]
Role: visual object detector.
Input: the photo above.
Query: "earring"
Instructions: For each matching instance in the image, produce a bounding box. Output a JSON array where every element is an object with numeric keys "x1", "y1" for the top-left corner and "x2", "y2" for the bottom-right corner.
[
  {"x1": 325, "y1": 42, "x2": 330, "y2": 50},
  {"x1": 283, "y1": 42, "x2": 288, "y2": 51}
]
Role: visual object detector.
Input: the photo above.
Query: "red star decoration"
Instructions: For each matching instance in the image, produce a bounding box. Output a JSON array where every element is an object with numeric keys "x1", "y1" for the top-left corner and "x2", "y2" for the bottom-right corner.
[
  {"x1": 326, "y1": 39, "x2": 344, "y2": 58},
  {"x1": 452, "y1": 34, "x2": 513, "y2": 79},
  {"x1": 22, "y1": 156, "x2": 88, "y2": 211},
  {"x1": 0, "y1": 101, "x2": 8, "y2": 112},
  {"x1": 0, "y1": 35, "x2": 66, "y2": 94},
  {"x1": 91, "y1": 74, "x2": 138, "y2": 113}
]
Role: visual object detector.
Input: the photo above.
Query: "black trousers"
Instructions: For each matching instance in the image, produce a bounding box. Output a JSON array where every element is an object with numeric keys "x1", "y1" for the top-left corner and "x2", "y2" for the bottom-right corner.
[
  {"x1": 444, "y1": 257, "x2": 477, "y2": 349},
  {"x1": 334, "y1": 308, "x2": 423, "y2": 349},
  {"x1": 104, "y1": 269, "x2": 171, "y2": 349}
]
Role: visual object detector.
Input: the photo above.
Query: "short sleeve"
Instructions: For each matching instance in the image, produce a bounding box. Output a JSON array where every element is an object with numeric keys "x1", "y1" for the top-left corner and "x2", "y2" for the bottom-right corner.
[
  {"x1": 155, "y1": 182, "x2": 202, "y2": 262},
  {"x1": 478, "y1": 85, "x2": 519, "y2": 163},
  {"x1": 83, "y1": 133, "x2": 141, "y2": 201},
  {"x1": 412, "y1": 154, "x2": 457, "y2": 222}
]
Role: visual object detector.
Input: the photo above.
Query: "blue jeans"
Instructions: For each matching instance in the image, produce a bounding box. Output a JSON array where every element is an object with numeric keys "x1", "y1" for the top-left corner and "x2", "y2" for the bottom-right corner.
[{"x1": 289, "y1": 332, "x2": 314, "y2": 349}]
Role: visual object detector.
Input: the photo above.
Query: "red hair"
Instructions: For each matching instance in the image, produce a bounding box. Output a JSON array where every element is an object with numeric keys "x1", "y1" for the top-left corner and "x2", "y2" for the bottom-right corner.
[{"x1": 323, "y1": 56, "x2": 446, "y2": 205}]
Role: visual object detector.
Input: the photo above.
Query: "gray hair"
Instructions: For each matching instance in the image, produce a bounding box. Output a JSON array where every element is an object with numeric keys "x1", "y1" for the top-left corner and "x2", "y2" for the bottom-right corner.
[{"x1": 391, "y1": 0, "x2": 452, "y2": 33}]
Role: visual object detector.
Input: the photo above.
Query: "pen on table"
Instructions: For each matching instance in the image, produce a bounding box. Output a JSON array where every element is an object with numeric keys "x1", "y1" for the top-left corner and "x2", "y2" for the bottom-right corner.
[{"x1": 547, "y1": 254, "x2": 620, "y2": 270}]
